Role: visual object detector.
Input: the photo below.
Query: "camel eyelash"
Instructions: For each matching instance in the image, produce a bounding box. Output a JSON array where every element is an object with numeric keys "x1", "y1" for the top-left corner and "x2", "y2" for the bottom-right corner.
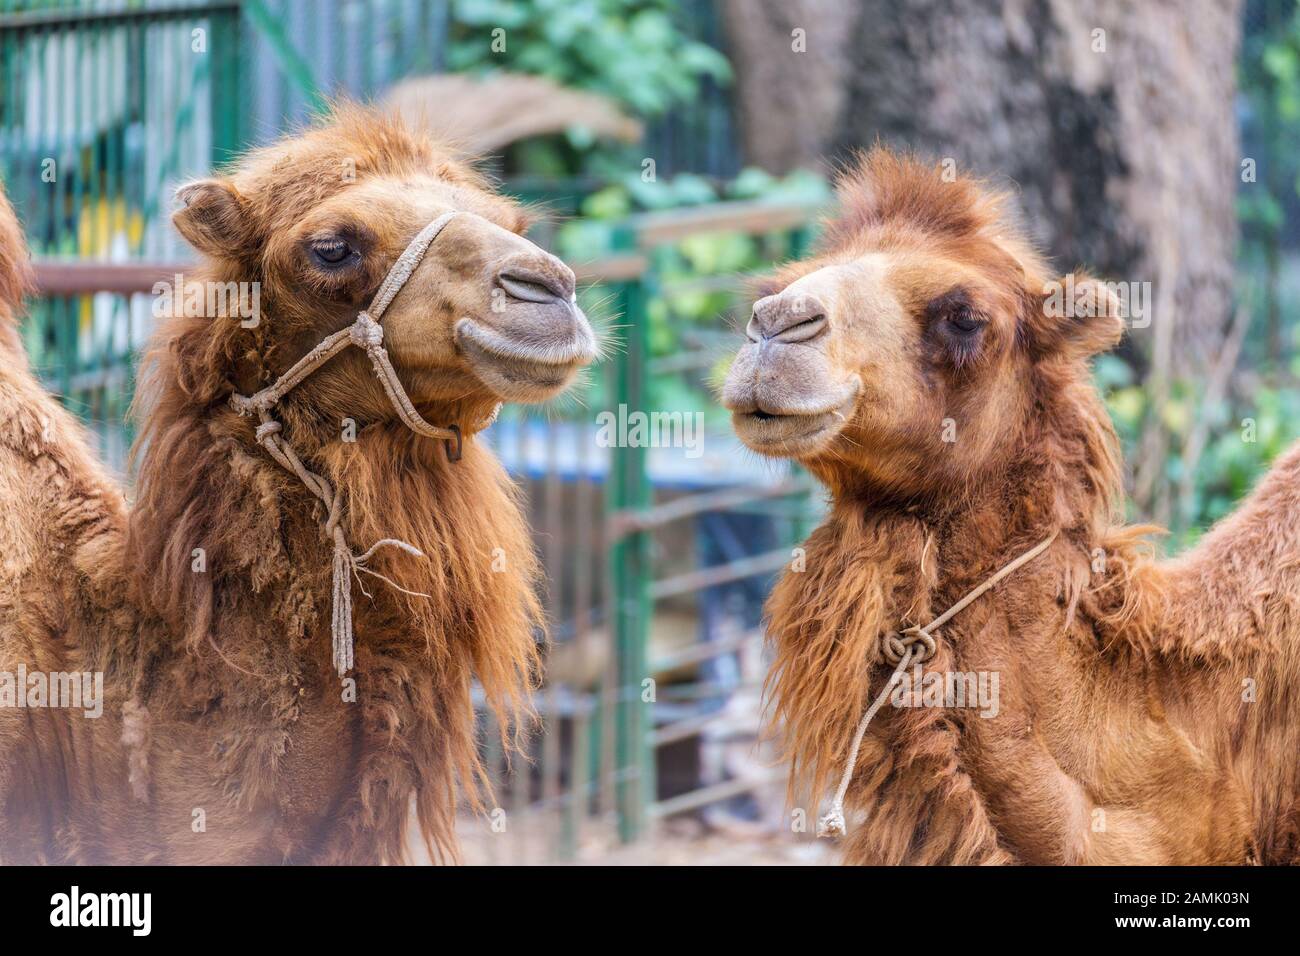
[
  {"x1": 302, "y1": 223, "x2": 376, "y2": 272},
  {"x1": 924, "y1": 291, "x2": 988, "y2": 369},
  {"x1": 947, "y1": 306, "x2": 984, "y2": 335},
  {"x1": 308, "y1": 236, "x2": 361, "y2": 271}
]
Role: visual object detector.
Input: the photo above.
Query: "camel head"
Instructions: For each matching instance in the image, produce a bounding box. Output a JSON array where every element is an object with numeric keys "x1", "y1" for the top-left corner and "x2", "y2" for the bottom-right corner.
[
  {"x1": 170, "y1": 106, "x2": 596, "y2": 432},
  {"x1": 722, "y1": 148, "x2": 1126, "y2": 496}
]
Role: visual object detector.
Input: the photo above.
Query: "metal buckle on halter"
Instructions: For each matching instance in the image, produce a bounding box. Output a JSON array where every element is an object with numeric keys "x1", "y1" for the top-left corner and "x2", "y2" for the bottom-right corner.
[{"x1": 445, "y1": 424, "x2": 462, "y2": 462}]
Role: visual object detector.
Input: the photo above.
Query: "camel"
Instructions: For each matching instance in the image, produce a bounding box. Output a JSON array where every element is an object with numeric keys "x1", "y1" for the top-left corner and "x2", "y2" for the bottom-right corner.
[
  {"x1": 722, "y1": 148, "x2": 1300, "y2": 865},
  {"x1": 0, "y1": 107, "x2": 597, "y2": 864}
]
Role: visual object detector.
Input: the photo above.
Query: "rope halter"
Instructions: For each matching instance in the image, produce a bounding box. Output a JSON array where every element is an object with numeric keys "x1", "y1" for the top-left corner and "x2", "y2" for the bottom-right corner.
[
  {"x1": 230, "y1": 211, "x2": 469, "y2": 677},
  {"x1": 816, "y1": 529, "x2": 1059, "y2": 839}
]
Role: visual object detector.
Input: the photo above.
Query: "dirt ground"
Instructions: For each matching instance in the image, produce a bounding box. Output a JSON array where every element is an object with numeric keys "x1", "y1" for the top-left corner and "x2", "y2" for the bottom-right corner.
[{"x1": 453, "y1": 814, "x2": 836, "y2": 866}]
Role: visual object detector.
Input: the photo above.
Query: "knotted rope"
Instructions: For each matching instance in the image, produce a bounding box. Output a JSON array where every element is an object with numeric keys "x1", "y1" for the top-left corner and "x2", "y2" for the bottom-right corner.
[
  {"x1": 231, "y1": 212, "x2": 465, "y2": 677},
  {"x1": 816, "y1": 529, "x2": 1059, "y2": 838}
]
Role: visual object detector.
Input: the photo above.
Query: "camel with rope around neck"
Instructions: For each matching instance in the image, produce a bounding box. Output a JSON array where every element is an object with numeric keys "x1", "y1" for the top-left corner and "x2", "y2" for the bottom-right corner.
[
  {"x1": 0, "y1": 108, "x2": 596, "y2": 863},
  {"x1": 722, "y1": 149, "x2": 1300, "y2": 864}
]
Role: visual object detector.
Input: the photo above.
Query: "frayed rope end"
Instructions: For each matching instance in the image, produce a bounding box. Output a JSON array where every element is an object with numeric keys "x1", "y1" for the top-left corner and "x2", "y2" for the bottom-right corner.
[
  {"x1": 332, "y1": 543, "x2": 355, "y2": 677},
  {"x1": 817, "y1": 808, "x2": 846, "y2": 839},
  {"x1": 332, "y1": 536, "x2": 430, "y2": 676}
]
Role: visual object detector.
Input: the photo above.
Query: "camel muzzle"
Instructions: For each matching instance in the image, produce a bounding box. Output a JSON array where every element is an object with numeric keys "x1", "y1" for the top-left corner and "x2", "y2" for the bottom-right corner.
[{"x1": 455, "y1": 252, "x2": 596, "y2": 401}]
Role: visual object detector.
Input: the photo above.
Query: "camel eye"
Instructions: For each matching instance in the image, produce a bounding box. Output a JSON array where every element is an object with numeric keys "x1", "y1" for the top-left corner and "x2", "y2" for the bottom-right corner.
[
  {"x1": 948, "y1": 308, "x2": 982, "y2": 334},
  {"x1": 311, "y1": 237, "x2": 354, "y2": 267}
]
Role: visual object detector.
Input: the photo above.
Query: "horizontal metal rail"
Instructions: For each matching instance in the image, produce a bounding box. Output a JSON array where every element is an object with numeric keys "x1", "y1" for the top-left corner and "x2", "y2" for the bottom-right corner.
[
  {"x1": 571, "y1": 253, "x2": 649, "y2": 283},
  {"x1": 608, "y1": 478, "x2": 811, "y2": 539},
  {"x1": 0, "y1": 2, "x2": 238, "y2": 30},
  {"x1": 650, "y1": 627, "x2": 759, "y2": 673},
  {"x1": 652, "y1": 711, "x2": 725, "y2": 747},
  {"x1": 631, "y1": 198, "x2": 824, "y2": 247},
  {"x1": 649, "y1": 770, "x2": 786, "y2": 819},
  {"x1": 646, "y1": 351, "x2": 725, "y2": 375},
  {"x1": 34, "y1": 262, "x2": 182, "y2": 297},
  {"x1": 648, "y1": 546, "x2": 795, "y2": 601}
]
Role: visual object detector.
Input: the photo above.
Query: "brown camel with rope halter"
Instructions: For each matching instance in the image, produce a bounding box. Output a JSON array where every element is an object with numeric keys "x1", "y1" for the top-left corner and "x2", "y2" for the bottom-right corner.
[
  {"x1": 723, "y1": 148, "x2": 1300, "y2": 864},
  {"x1": 0, "y1": 107, "x2": 595, "y2": 863}
]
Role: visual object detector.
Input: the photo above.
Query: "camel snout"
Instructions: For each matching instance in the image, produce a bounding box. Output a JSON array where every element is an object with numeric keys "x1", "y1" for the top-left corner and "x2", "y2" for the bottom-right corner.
[{"x1": 454, "y1": 250, "x2": 596, "y2": 402}]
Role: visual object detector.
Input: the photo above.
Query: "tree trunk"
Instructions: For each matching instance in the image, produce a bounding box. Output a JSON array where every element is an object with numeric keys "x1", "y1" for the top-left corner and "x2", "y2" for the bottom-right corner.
[{"x1": 719, "y1": 0, "x2": 855, "y2": 176}]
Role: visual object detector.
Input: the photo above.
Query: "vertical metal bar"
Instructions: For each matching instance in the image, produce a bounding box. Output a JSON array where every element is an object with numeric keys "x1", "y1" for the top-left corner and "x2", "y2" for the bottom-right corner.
[
  {"x1": 209, "y1": 7, "x2": 241, "y2": 167},
  {"x1": 606, "y1": 231, "x2": 654, "y2": 842},
  {"x1": 483, "y1": 711, "x2": 501, "y2": 867},
  {"x1": 431, "y1": 0, "x2": 448, "y2": 73},
  {"x1": 242, "y1": 0, "x2": 325, "y2": 112},
  {"x1": 362, "y1": 0, "x2": 375, "y2": 95},
  {"x1": 569, "y1": 703, "x2": 589, "y2": 857},
  {"x1": 510, "y1": 723, "x2": 528, "y2": 864},
  {"x1": 541, "y1": 412, "x2": 562, "y2": 860},
  {"x1": 563, "y1": 368, "x2": 595, "y2": 858},
  {"x1": 598, "y1": 306, "x2": 619, "y2": 834}
]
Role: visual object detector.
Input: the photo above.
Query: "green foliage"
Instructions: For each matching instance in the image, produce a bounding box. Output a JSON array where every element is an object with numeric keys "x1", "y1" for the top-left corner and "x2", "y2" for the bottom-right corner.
[
  {"x1": 448, "y1": 0, "x2": 731, "y2": 115},
  {"x1": 1101, "y1": 364, "x2": 1300, "y2": 548},
  {"x1": 448, "y1": 0, "x2": 731, "y2": 176},
  {"x1": 1238, "y1": 2, "x2": 1300, "y2": 328}
]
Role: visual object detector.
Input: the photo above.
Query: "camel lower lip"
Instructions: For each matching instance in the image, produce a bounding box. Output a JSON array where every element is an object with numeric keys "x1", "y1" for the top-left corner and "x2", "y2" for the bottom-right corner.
[
  {"x1": 731, "y1": 390, "x2": 858, "y2": 456},
  {"x1": 733, "y1": 410, "x2": 840, "y2": 453},
  {"x1": 461, "y1": 337, "x2": 575, "y2": 388},
  {"x1": 455, "y1": 315, "x2": 595, "y2": 366},
  {"x1": 455, "y1": 316, "x2": 594, "y2": 396}
]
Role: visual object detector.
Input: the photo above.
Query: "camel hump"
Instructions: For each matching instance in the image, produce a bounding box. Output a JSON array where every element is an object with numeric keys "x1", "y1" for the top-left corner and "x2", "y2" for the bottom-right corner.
[
  {"x1": 381, "y1": 72, "x2": 643, "y2": 157},
  {"x1": 0, "y1": 179, "x2": 122, "y2": 520},
  {"x1": 0, "y1": 181, "x2": 34, "y2": 356}
]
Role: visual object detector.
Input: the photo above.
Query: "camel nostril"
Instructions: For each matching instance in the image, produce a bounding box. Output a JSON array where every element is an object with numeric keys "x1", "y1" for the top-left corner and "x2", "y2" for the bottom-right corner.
[
  {"x1": 748, "y1": 293, "x2": 830, "y2": 344},
  {"x1": 498, "y1": 273, "x2": 559, "y2": 304},
  {"x1": 777, "y1": 313, "x2": 828, "y2": 343},
  {"x1": 497, "y1": 266, "x2": 573, "y2": 305}
]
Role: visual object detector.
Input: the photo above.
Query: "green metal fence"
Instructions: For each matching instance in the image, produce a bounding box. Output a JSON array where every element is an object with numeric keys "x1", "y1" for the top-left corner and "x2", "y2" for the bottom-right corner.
[{"x1": 0, "y1": 0, "x2": 241, "y2": 467}]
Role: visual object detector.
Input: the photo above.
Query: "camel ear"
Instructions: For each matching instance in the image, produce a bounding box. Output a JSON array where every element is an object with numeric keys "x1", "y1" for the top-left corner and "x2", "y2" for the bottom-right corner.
[
  {"x1": 172, "y1": 179, "x2": 246, "y2": 258},
  {"x1": 1032, "y1": 272, "x2": 1127, "y2": 360}
]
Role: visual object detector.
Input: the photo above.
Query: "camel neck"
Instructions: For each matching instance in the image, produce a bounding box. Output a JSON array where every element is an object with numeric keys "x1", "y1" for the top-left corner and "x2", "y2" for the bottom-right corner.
[{"x1": 111, "y1": 399, "x2": 542, "y2": 861}]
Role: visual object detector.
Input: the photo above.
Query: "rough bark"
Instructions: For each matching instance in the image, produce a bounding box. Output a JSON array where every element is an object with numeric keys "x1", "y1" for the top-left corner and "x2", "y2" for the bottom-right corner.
[{"x1": 719, "y1": 0, "x2": 855, "y2": 175}]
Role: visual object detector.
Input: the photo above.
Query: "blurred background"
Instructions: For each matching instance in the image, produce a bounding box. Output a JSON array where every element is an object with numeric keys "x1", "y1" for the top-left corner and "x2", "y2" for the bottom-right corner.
[{"x1": 0, "y1": 0, "x2": 1293, "y2": 864}]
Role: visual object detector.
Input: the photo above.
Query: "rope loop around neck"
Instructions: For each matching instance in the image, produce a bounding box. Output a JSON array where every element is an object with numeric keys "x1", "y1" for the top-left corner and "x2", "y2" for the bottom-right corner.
[{"x1": 816, "y1": 529, "x2": 1060, "y2": 839}]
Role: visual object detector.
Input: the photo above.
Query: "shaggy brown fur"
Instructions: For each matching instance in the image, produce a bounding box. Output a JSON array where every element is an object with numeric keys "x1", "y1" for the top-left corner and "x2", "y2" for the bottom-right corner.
[
  {"x1": 0, "y1": 109, "x2": 592, "y2": 863},
  {"x1": 736, "y1": 149, "x2": 1299, "y2": 864},
  {"x1": 0, "y1": 185, "x2": 30, "y2": 356}
]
